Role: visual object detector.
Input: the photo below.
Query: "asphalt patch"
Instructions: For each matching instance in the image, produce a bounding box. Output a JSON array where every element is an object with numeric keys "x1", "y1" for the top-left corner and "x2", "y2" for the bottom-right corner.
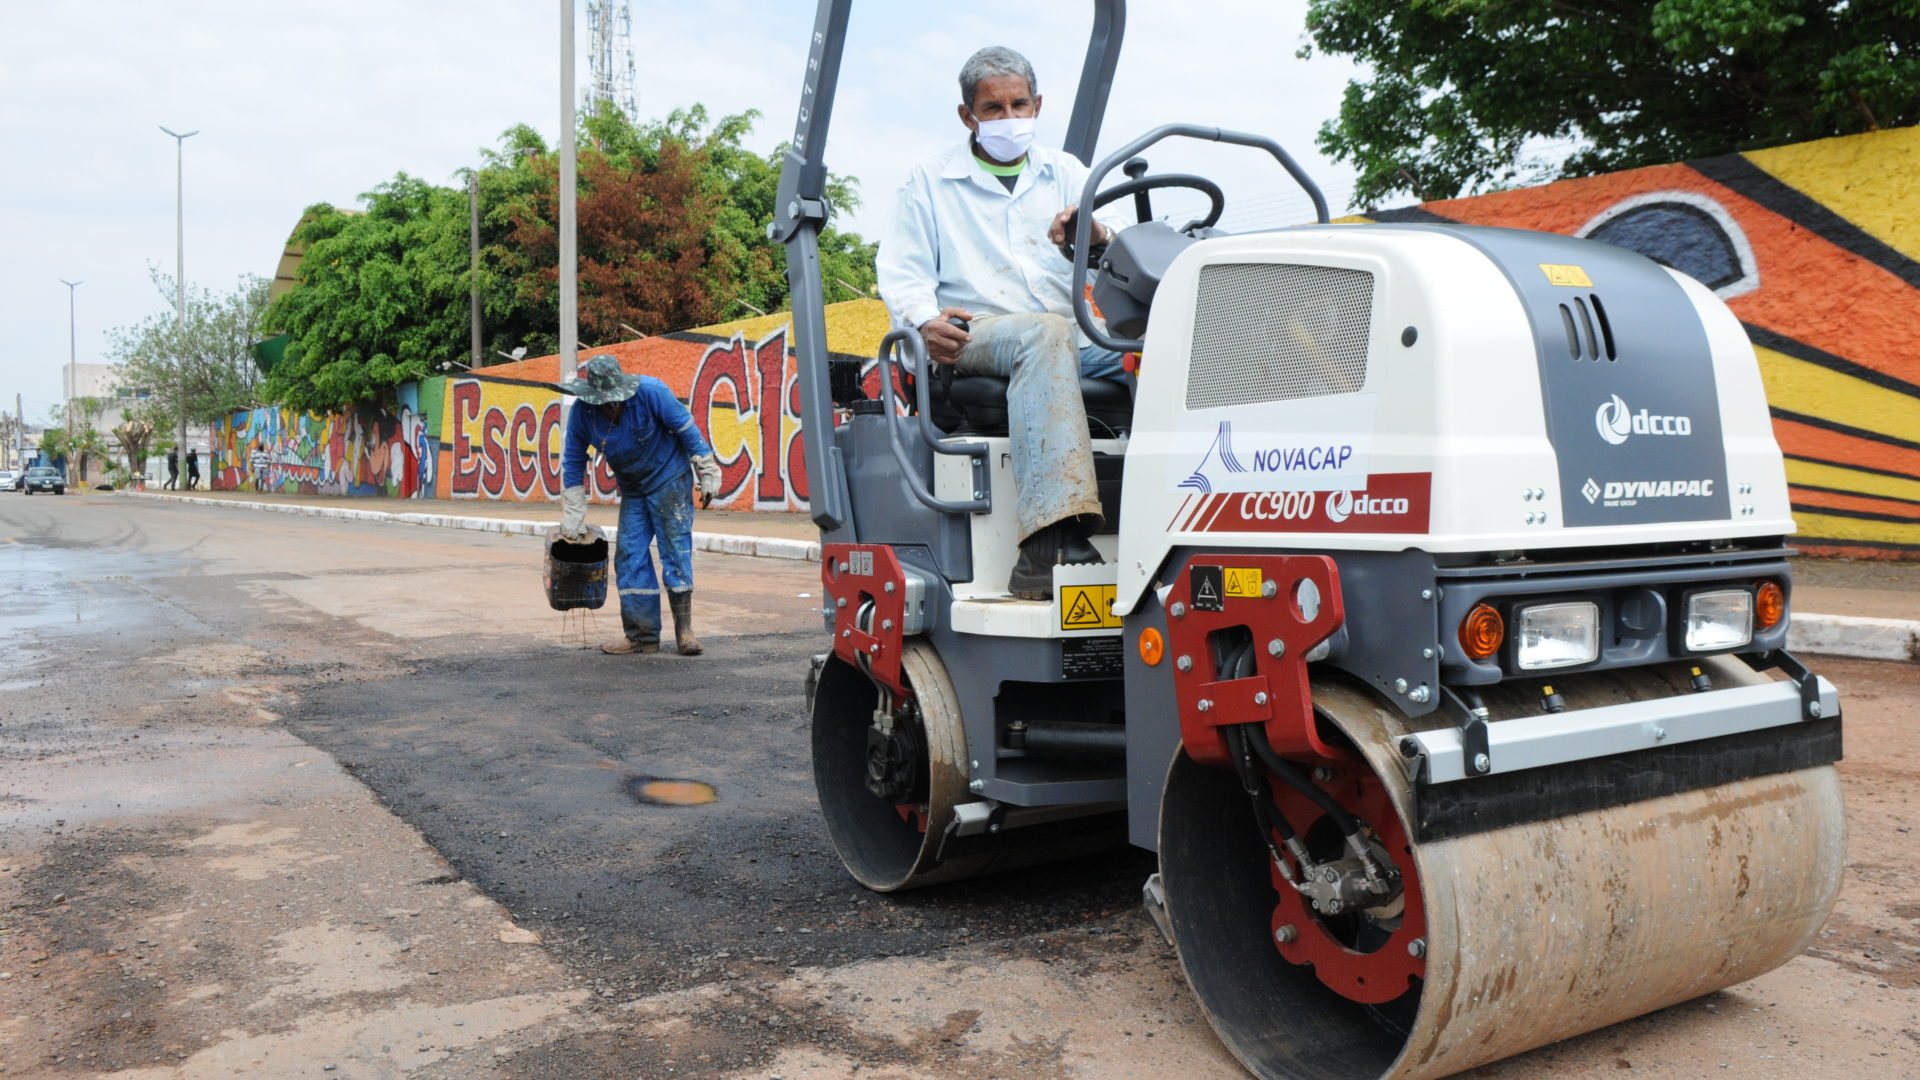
[{"x1": 285, "y1": 631, "x2": 1156, "y2": 996}]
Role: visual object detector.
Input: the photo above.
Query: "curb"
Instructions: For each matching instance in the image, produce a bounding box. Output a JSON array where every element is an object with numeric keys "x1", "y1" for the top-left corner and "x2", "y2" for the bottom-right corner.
[
  {"x1": 1787, "y1": 614, "x2": 1919, "y2": 663},
  {"x1": 120, "y1": 491, "x2": 823, "y2": 563},
  {"x1": 118, "y1": 492, "x2": 1914, "y2": 662}
]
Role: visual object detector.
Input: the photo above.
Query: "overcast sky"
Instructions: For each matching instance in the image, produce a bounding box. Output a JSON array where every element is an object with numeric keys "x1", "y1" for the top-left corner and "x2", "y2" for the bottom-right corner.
[{"x1": 0, "y1": 0, "x2": 1369, "y2": 427}]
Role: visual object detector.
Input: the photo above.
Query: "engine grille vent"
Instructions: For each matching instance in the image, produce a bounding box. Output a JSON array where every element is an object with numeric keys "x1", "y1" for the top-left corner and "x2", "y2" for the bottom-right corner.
[
  {"x1": 1185, "y1": 263, "x2": 1374, "y2": 410},
  {"x1": 1558, "y1": 293, "x2": 1617, "y2": 361}
]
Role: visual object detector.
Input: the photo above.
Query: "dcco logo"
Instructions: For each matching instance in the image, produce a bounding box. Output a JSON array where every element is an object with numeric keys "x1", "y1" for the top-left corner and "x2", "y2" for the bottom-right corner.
[
  {"x1": 1595, "y1": 393, "x2": 1692, "y2": 445},
  {"x1": 1325, "y1": 488, "x2": 1409, "y2": 524}
]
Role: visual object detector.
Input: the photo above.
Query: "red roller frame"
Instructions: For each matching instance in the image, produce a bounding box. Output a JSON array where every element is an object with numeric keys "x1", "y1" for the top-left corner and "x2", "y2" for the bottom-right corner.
[
  {"x1": 1163, "y1": 554, "x2": 1345, "y2": 768},
  {"x1": 821, "y1": 542, "x2": 914, "y2": 703}
]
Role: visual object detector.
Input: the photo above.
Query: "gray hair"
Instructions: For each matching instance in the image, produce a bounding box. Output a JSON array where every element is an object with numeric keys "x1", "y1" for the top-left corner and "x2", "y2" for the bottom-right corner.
[{"x1": 958, "y1": 46, "x2": 1036, "y2": 107}]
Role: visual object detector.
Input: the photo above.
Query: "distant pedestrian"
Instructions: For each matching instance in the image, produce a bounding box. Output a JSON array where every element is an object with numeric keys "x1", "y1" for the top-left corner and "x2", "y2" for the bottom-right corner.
[
  {"x1": 164, "y1": 448, "x2": 178, "y2": 491},
  {"x1": 250, "y1": 443, "x2": 270, "y2": 491},
  {"x1": 185, "y1": 448, "x2": 200, "y2": 490}
]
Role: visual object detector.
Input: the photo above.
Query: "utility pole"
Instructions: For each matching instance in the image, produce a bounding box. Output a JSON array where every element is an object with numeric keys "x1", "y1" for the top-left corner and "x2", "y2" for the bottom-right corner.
[
  {"x1": 59, "y1": 279, "x2": 81, "y2": 477},
  {"x1": 470, "y1": 173, "x2": 483, "y2": 368},
  {"x1": 14, "y1": 393, "x2": 23, "y2": 470},
  {"x1": 559, "y1": 0, "x2": 579, "y2": 392},
  {"x1": 160, "y1": 126, "x2": 198, "y2": 473}
]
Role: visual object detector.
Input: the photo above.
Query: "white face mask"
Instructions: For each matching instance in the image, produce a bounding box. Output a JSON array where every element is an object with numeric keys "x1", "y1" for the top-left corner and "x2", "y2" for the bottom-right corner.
[{"x1": 972, "y1": 114, "x2": 1036, "y2": 162}]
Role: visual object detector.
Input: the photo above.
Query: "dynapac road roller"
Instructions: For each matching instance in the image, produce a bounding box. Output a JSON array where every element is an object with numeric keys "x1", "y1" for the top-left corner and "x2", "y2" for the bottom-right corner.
[{"x1": 769, "y1": 4, "x2": 1845, "y2": 1077}]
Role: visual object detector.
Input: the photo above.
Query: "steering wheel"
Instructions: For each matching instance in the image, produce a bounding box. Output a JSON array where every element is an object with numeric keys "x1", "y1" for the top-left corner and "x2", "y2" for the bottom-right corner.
[{"x1": 1060, "y1": 162, "x2": 1226, "y2": 265}]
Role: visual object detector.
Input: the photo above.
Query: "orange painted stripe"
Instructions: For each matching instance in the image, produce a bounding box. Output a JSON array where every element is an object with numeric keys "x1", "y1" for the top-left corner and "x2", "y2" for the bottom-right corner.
[
  {"x1": 1790, "y1": 486, "x2": 1920, "y2": 521},
  {"x1": 1417, "y1": 163, "x2": 1920, "y2": 386},
  {"x1": 1772, "y1": 417, "x2": 1920, "y2": 479}
]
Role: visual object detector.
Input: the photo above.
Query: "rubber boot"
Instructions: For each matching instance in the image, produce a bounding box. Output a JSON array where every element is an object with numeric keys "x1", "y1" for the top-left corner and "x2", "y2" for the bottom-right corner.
[
  {"x1": 602, "y1": 632, "x2": 660, "y2": 655},
  {"x1": 670, "y1": 592, "x2": 703, "y2": 656},
  {"x1": 1007, "y1": 518, "x2": 1104, "y2": 600}
]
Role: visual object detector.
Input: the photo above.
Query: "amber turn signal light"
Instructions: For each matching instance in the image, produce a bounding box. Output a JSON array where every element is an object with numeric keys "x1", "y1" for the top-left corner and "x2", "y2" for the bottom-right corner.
[
  {"x1": 1755, "y1": 580, "x2": 1786, "y2": 630},
  {"x1": 1459, "y1": 602, "x2": 1505, "y2": 661},
  {"x1": 1139, "y1": 626, "x2": 1165, "y2": 665}
]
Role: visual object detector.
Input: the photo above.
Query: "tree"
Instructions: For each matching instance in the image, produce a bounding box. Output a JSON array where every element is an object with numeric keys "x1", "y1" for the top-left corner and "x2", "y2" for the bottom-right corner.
[
  {"x1": 262, "y1": 177, "x2": 471, "y2": 412},
  {"x1": 1306, "y1": 0, "x2": 1920, "y2": 205},
  {"x1": 261, "y1": 103, "x2": 878, "y2": 412},
  {"x1": 109, "y1": 270, "x2": 272, "y2": 427},
  {"x1": 112, "y1": 417, "x2": 154, "y2": 480}
]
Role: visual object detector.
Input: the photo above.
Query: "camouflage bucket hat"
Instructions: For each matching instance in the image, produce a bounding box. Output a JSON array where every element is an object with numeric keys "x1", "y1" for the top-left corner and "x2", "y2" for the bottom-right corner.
[{"x1": 561, "y1": 354, "x2": 643, "y2": 405}]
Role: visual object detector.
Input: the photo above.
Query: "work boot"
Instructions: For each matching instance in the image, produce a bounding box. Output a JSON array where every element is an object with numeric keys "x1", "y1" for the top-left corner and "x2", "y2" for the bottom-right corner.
[
  {"x1": 602, "y1": 632, "x2": 661, "y2": 655},
  {"x1": 1007, "y1": 519, "x2": 1104, "y2": 601},
  {"x1": 670, "y1": 592, "x2": 703, "y2": 656}
]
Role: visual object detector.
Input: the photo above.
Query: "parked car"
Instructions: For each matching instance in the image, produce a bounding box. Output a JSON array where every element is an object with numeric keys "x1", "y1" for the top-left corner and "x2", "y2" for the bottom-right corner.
[
  {"x1": 22, "y1": 467, "x2": 64, "y2": 495},
  {"x1": 0, "y1": 470, "x2": 17, "y2": 491}
]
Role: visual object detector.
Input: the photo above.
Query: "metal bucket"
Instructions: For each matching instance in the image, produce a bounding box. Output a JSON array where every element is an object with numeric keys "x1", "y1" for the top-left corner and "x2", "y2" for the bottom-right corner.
[{"x1": 544, "y1": 525, "x2": 610, "y2": 611}]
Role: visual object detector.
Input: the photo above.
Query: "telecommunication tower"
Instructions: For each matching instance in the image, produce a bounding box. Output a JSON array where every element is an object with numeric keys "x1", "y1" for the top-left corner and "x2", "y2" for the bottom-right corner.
[{"x1": 587, "y1": 0, "x2": 638, "y2": 121}]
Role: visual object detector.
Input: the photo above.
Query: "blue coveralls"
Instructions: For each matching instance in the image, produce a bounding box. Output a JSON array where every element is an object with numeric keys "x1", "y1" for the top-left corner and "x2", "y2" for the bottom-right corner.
[{"x1": 562, "y1": 377, "x2": 714, "y2": 645}]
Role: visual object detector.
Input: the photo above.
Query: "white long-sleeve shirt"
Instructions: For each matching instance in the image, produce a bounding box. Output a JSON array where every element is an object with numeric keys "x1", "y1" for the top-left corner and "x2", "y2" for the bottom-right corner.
[{"x1": 876, "y1": 139, "x2": 1116, "y2": 357}]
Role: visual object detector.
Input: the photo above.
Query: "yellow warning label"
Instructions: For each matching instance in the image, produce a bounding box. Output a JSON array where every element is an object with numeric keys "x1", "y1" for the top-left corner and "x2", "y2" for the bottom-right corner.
[
  {"x1": 1223, "y1": 567, "x2": 1263, "y2": 598},
  {"x1": 1060, "y1": 584, "x2": 1122, "y2": 631},
  {"x1": 1539, "y1": 263, "x2": 1594, "y2": 287}
]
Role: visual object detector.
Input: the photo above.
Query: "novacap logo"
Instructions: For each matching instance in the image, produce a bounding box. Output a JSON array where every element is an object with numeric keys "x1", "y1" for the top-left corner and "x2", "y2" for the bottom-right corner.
[{"x1": 1594, "y1": 394, "x2": 1692, "y2": 445}]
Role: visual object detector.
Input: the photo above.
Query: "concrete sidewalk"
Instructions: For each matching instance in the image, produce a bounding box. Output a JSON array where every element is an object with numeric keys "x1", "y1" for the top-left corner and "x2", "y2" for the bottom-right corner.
[{"x1": 118, "y1": 488, "x2": 1918, "y2": 661}]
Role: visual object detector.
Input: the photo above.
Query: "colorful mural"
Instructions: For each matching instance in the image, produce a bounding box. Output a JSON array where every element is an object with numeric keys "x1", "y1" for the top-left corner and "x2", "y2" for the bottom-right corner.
[
  {"x1": 435, "y1": 299, "x2": 891, "y2": 509},
  {"x1": 212, "y1": 381, "x2": 439, "y2": 498},
  {"x1": 1360, "y1": 125, "x2": 1920, "y2": 560}
]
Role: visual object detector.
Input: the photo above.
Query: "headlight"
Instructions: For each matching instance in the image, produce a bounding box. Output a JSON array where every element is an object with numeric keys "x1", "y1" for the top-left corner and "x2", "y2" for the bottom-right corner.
[
  {"x1": 1515, "y1": 601, "x2": 1600, "y2": 670},
  {"x1": 1685, "y1": 589, "x2": 1753, "y2": 652}
]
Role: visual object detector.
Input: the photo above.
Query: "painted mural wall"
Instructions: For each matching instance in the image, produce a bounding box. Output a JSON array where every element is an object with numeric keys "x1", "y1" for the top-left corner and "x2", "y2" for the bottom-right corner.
[
  {"x1": 214, "y1": 299, "x2": 891, "y2": 512},
  {"x1": 1362, "y1": 125, "x2": 1920, "y2": 559},
  {"x1": 212, "y1": 381, "x2": 439, "y2": 498}
]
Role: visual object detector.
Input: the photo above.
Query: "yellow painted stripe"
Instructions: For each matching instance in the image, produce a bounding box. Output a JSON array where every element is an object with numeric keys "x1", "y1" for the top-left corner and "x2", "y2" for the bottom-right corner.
[
  {"x1": 1743, "y1": 127, "x2": 1920, "y2": 264},
  {"x1": 1786, "y1": 458, "x2": 1920, "y2": 503},
  {"x1": 688, "y1": 298, "x2": 891, "y2": 360},
  {"x1": 1754, "y1": 345, "x2": 1920, "y2": 439},
  {"x1": 1794, "y1": 510, "x2": 1920, "y2": 546}
]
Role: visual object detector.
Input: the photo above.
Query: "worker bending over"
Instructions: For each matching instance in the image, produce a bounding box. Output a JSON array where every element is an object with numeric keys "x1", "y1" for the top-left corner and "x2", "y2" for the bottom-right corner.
[
  {"x1": 877, "y1": 45, "x2": 1128, "y2": 600},
  {"x1": 559, "y1": 354, "x2": 722, "y2": 655}
]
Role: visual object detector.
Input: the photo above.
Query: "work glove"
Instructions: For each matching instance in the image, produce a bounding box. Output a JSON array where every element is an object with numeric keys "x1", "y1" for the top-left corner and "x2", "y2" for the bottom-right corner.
[
  {"x1": 559, "y1": 485, "x2": 588, "y2": 540},
  {"x1": 693, "y1": 454, "x2": 722, "y2": 509}
]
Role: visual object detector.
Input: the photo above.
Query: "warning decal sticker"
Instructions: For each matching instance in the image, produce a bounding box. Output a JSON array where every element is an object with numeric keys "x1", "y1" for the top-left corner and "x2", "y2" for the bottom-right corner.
[
  {"x1": 1539, "y1": 263, "x2": 1594, "y2": 287},
  {"x1": 1190, "y1": 566, "x2": 1225, "y2": 612},
  {"x1": 1060, "y1": 584, "x2": 1122, "y2": 631},
  {"x1": 1223, "y1": 568, "x2": 1263, "y2": 598}
]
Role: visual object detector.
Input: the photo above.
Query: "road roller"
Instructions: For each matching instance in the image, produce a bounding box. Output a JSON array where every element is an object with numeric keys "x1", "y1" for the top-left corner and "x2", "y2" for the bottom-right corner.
[{"x1": 769, "y1": 4, "x2": 1846, "y2": 1077}]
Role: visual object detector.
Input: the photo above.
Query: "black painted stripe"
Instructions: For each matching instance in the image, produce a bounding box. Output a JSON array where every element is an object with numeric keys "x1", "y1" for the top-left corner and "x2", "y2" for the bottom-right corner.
[
  {"x1": 1791, "y1": 502, "x2": 1920, "y2": 526},
  {"x1": 1362, "y1": 205, "x2": 1458, "y2": 225},
  {"x1": 1791, "y1": 482, "x2": 1920, "y2": 510},
  {"x1": 1771, "y1": 406, "x2": 1920, "y2": 455},
  {"x1": 1689, "y1": 154, "x2": 1920, "y2": 290},
  {"x1": 1794, "y1": 536, "x2": 1920, "y2": 554},
  {"x1": 1746, "y1": 324, "x2": 1920, "y2": 403},
  {"x1": 1786, "y1": 452, "x2": 1920, "y2": 485}
]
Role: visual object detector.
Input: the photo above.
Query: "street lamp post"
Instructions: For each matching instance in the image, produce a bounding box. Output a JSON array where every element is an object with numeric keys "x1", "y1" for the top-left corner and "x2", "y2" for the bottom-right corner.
[
  {"x1": 559, "y1": 0, "x2": 578, "y2": 390},
  {"x1": 160, "y1": 125, "x2": 198, "y2": 478},
  {"x1": 59, "y1": 279, "x2": 81, "y2": 475}
]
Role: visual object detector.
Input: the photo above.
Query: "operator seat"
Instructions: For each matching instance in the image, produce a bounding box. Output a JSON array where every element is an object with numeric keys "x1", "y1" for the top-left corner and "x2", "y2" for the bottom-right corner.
[{"x1": 929, "y1": 368, "x2": 1135, "y2": 438}]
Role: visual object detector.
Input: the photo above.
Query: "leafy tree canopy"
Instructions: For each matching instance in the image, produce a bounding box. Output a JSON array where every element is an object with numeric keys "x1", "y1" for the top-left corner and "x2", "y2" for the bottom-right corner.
[
  {"x1": 1306, "y1": 0, "x2": 1920, "y2": 205},
  {"x1": 108, "y1": 269, "x2": 271, "y2": 427},
  {"x1": 263, "y1": 104, "x2": 876, "y2": 412}
]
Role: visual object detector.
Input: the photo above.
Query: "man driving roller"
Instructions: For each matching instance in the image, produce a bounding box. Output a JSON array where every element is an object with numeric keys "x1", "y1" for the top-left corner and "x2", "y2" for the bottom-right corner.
[{"x1": 876, "y1": 45, "x2": 1127, "y2": 601}]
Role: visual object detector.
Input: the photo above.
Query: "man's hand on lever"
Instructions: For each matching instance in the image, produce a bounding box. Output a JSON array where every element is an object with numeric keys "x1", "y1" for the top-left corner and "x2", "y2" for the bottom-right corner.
[
  {"x1": 1048, "y1": 205, "x2": 1111, "y2": 258},
  {"x1": 917, "y1": 306, "x2": 975, "y2": 366}
]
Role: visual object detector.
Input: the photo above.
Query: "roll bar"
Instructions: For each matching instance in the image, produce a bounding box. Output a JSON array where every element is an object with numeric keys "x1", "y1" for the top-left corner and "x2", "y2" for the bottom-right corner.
[
  {"x1": 874, "y1": 330, "x2": 993, "y2": 515},
  {"x1": 1070, "y1": 123, "x2": 1332, "y2": 355}
]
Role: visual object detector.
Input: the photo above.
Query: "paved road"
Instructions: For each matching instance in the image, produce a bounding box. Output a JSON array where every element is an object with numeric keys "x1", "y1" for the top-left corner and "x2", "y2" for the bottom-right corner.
[{"x1": 1, "y1": 493, "x2": 1915, "y2": 1079}]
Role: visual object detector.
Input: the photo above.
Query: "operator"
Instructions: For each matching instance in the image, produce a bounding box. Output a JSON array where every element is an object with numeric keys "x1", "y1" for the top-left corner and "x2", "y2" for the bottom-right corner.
[
  {"x1": 876, "y1": 45, "x2": 1126, "y2": 601},
  {"x1": 557, "y1": 354, "x2": 723, "y2": 656}
]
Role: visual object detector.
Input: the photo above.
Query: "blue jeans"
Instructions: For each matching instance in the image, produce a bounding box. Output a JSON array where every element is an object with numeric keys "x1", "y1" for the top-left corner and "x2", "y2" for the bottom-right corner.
[
  {"x1": 953, "y1": 312, "x2": 1127, "y2": 541},
  {"x1": 615, "y1": 482, "x2": 695, "y2": 645}
]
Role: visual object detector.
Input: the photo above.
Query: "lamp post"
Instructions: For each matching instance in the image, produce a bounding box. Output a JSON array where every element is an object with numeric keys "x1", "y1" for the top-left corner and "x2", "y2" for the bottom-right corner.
[
  {"x1": 59, "y1": 279, "x2": 81, "y2": 474},
  {"x1": 159, "y1": 125, "x2": 198, "y2": 473},
  {"x1": 559, "y1": 0, "x2": 578, "y2": 390}
]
